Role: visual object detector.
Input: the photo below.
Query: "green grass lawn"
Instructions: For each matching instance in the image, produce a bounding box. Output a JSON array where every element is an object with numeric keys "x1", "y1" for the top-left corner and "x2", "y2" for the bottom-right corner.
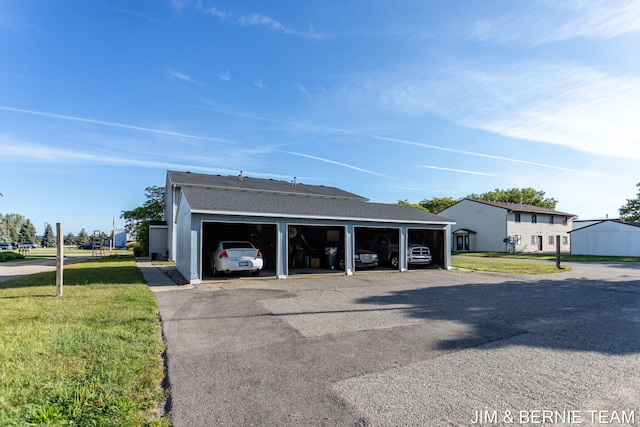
[
  {"x1": 451, "y1": 255, "x2": 571, "y2": 274},
  {"x1": 0, "y1": 255, "x2": 169, "y2": 426},
  {"x1": 452, "y1": 251, "x2": 640, "y2": 263}
]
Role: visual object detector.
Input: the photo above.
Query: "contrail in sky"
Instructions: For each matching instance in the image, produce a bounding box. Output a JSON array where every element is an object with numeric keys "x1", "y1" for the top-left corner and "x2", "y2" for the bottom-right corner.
[
  {"x1": 284, "y1": 151, "x2": 395, "y2": 179},
  {"x1": 422, "y1": 166, "x2": 494, "y2": 176},
  {"x1": 1, "y1": 104, "x2": 594, "y2": 175},
  {"x1": 0, "y1": 106, "x2": 227, "y2": 144}
]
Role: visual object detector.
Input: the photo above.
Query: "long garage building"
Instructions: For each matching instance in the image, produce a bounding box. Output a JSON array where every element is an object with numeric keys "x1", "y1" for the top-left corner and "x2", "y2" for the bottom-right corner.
[{"x1": 164, "y1": 170, "x2": 454, "y2": 283}]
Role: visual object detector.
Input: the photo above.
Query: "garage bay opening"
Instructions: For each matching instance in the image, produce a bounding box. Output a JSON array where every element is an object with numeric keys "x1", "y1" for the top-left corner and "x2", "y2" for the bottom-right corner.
[{"x1": 203, "y1": 222, "x2": 277, "y2": 279}]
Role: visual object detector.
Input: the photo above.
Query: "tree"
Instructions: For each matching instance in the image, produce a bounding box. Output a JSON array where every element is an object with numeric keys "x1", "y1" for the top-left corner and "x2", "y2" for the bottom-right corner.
[
  {"x1": 121, "y1": 186, "x2": 164, "y2": 256},
  {"x1": 18, "y1": 219, "x2": 37, "y2": 243},
  {"x1": 42, "y1": 223, "x2": 56, "y2": 248},
  {"x1": 418, "y1": 197, "x2": 460, "y2": 214},
  {"x1": 619, "y1": 182, "x2": 640, "y2": 222},
  {"x1": 1, "y1": 213, "x2": 26, "y2": 243},
  {"x1": 0, "y1": 220, "x2": 8, "y2": 243},
  {"x1": 467, "y1": 188, "x2": 557, "y2": 209},
  {"x1": 77, "y1": 229, "x2": 89, "y2": 245},
  {"x1": 397, "y1": 199, "x2": 428, "y2": 211},
  {"x1": 65, "y1": 232, "x2": 77, "y2": 245}
]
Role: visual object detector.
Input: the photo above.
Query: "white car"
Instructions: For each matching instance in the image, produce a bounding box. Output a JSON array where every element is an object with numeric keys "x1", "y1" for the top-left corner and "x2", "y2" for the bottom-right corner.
[
  {"x1": 0, "y1": 242, "x2": 12, "y2": 250},
  {"x1": 210, "y1": 241, "x2": 263, "y2": 277}
]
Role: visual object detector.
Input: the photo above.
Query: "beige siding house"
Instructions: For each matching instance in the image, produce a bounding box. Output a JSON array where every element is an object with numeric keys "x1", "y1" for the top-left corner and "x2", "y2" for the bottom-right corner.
[{"x1": 440, "y1": 199, "x2": 576, "y2": 253}]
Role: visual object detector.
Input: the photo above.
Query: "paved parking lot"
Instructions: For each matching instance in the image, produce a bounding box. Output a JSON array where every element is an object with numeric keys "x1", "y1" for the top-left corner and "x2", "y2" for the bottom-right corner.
[{"x1": 153, "y1": 263, "x2": 640, "y2": 426}]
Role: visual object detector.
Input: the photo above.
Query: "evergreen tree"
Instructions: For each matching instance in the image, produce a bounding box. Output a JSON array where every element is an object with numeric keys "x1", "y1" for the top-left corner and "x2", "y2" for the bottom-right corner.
[
  {"x1": 18, "y1": 219, "x2": 37, "y2": 243},
  {"x1": 42, "y1": 223, "x2": 56, "y2": 247},
  {"x1": 77, "y1": 229, "x2": 89, "y2": 244},
  {"x1": 65, "y1": 232, "x2": 77, "y2": 245}
]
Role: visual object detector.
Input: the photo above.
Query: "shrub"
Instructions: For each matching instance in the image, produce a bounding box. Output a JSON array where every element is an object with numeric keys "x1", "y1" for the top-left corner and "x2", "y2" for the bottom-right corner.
[
  {"x1": 131, "y1": 243, "x2": 143, "y2": 257},
  {"x1": 0, "y1": 252, "x2": 25, "y2": 262}
]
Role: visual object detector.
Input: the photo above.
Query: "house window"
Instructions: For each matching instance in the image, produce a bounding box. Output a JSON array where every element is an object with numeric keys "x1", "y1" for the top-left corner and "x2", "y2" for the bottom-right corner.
[
  {"x1": 549, "y1": 235, "x2": 555, "y2": 245},
  {"x1": 515, "y1": 235, "x2": 521, "y2": 245},
  {"x1": 531, "y1": 235, "x2": 537, "y2": 245},
  {"x1": 562, "y1": 236, "x2": 568, "y2": 245},
  {"x1": 563, "y1": 217, "x2": 568, "y2": 225},
  {"x1": 549, "y1": 216, "x2": 554, "y2": 225},
  {"x1": 531, "y1": 214, "x2": 537, "y2": 223},
  {"x1": 515, "y1": 213, "x2": 521, "y2": 222}
]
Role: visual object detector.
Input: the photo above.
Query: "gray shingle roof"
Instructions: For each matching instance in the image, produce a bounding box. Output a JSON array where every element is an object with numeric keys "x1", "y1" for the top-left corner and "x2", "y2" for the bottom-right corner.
[
  {"x1": 180, "y1": 186, "x2": 453, "y2": 225},
  {"x1": 466, "y1": 199, "x2": 576, "y2": 217},
  {"x1": 167, "y1": 170, "x2": 368, "y2": 201}
]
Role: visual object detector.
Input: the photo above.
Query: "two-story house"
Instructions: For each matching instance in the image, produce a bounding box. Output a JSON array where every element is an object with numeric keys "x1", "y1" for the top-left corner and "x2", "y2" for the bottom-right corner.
[{"x1": 439, "y1": 199, "x2": 576, "y2": 253}]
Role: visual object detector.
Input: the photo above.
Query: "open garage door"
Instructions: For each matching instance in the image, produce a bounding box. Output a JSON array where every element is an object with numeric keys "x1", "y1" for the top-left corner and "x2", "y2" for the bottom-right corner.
[
  {"x1": 355, "y1": 227, "x2": 400, "y2": 270},
  {"x1": 203, "y1": 222, "x2": 277, "y2": 279},
  {"x1": 408, "y1": 228, "x2": 445, "y2": 268},
  {"x1": 288, "y1": 225, "x2": 346, "y2": 275}
]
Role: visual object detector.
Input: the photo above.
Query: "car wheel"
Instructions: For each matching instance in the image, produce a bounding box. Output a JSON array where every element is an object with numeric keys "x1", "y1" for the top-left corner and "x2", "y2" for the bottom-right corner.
[
  {"x1": 211, "y1": 260, "x2": 221, "y2": 277},
  {"x1": 339, "y1": 258, "x2": 345, "y2": 270},
  {"x1": 252, "y1": 269, "x2": 261, "y2": 276},
  {"x1": 390, "y1": 253, "x2": 399, "y2": 268}
]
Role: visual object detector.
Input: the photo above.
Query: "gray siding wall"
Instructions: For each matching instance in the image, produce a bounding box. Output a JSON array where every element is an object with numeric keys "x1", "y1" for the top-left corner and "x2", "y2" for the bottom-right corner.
[{"x1": 175, "y1": 193, "x2": 194, "y2": 283}]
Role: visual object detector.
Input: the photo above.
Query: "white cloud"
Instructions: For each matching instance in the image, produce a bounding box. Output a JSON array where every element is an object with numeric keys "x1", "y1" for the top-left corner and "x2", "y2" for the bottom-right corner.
[
  {"x1": 375, "y1": 61, "x2": 640, "y2": 160},
  {"x1": 253, "y1": 77, "x2": 265, "y2": 90},
  {"x1": 237, "y1": 13, "x2": 326, "y2": 39},
  {"x1": 465, "y1": 0, "x2": 640, "y2": 45},
  {"x1": 167, "y1": 69, "x2": 194, "y2": 82},
  {"x1": 219, "y1": 70, "x2": 231, "y2": 81}
]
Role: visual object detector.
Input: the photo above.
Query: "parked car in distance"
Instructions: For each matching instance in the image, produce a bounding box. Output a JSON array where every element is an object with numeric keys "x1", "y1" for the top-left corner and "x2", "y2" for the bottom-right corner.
[
  {"x1": 18, "y1": 241, "x2": 38, "y2": 249},
  {"x1": 371, "y1": 233, "x2": 432, "y2": 268},
  {"x1": 77, "y1": 242, "x2": 94, "y2": 249},
  {"x1": 339, "y1": 247, "x2": 379, "y2": 270},
  {"x1": 210, "y1": 241, "x2": 263, "y2": 276},
  {"x1": 0, "y1": 242, "x2": 12, "y2": 250}
]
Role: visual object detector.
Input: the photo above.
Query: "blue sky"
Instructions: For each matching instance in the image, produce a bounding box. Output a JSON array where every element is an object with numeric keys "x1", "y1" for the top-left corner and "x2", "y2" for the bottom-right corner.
[{"x1": 1, "y1": 1, "x2": 639, "y2": 235}]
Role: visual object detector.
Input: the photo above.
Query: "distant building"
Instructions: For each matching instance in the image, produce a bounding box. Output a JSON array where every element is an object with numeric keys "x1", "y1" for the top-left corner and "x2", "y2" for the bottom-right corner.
[
  {"x1": 439, "y1": 199, "x2": 575, "y2": 253},
  {"x1": 570, "y1": 219, "x2": 640, "y2": 256},
  {"x1": 112, "y1": 229, "x2": 131, "y2": 248}
]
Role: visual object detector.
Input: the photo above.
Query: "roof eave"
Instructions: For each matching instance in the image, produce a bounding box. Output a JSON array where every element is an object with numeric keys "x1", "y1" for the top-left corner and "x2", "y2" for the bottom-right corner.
[{"x1": 191, "y1": 209, "x2": 455, "y2": 225}]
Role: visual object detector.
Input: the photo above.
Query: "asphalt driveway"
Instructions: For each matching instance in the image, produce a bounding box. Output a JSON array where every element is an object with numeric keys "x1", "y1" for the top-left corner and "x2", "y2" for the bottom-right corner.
[{"x1": 152, "y1": 263, "x2": 640, "y2": 426}]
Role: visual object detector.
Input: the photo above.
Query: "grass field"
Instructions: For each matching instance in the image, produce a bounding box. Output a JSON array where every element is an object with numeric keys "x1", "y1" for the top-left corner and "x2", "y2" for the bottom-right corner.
[
  {"x1": 453, "y1": 251, "x2": 640, "y2": 263},
  {"x1": 0, "y1": 255, "x2": 169, "y2": 426},
  {"x1": 451, "y1": 255, "x2": 572, "y2": 274}
]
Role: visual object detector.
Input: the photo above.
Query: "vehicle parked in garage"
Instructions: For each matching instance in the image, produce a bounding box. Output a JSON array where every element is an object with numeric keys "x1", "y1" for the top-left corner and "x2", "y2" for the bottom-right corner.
[
  {"x1": 338, "y1": 247, "x2": 378, "y2": 270},
  {"x1": 371, "y1": 233, "x2": 432, "y2": 268},
  {"x1": 210, "y1": 240, "x2": 263, "y2": 276}
]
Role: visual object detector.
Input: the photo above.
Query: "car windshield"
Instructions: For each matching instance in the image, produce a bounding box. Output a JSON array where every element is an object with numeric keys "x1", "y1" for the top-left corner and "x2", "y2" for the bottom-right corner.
[{"x1": 222, "y1": 241, "x2": 255, "y2": 249}]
